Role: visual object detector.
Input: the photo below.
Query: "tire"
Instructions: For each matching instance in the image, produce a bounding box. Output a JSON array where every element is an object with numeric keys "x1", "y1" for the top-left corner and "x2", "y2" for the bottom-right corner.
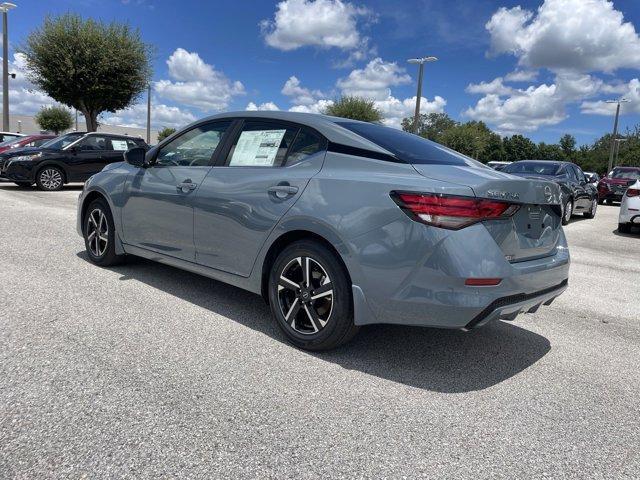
[
  {"x1": 35, "y1": 166, "x2": 64, "y2": 191},
  {"x1": 618, "y1": 223, "x2": 632, "y2": 234},
  {"x1": 597, "y1": 198, "x2": 603, "y2": 205},
  {"x1": 583, "y1": 198, "x2": 597, "y2": 218},
  {"x1": 14, "y1": 182, "x2": 32, "y2": 188},
  {"x1": 83, "y1": 198, "x2": 125, "y2": 267},
  {"x1": 268, "y1": 240, "x2": 359, "y2": 351},
  {"x1": 562, "y1": 199, "x2": 573, "y2": 225}
]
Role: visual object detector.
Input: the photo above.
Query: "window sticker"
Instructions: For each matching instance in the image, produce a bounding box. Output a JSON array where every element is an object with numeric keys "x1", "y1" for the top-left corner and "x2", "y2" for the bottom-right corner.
[
  {"x1": 111, "y1": 140, "x2": 129, "y2": 151},
  {"x1": 229, "y1": 129, "x2": 286, "y2": 166}
]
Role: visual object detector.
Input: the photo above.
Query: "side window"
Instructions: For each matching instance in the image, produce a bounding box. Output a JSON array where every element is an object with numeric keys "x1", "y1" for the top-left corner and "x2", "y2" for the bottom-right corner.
[
  {"x1": 110, "y1": 139, "x2": 130, "y2": 151},
  {"x1": 573, "y1": 166, "x2": 586, "y2": 183},
  {"x1": 126, "y1": 139, "x2": 140, "y2": 149},
  {"x1": 32, "y1": 139, "x2": 50, "y2": 147},
  {"x1": 566, "y1": 165, "x2": 578, "y2": 182},
  {"x1": 227, "y1": 121, "x2": 298, "y2": 167},
  {"x1": 285, "y1": 129, "x2": 325, "y2": 166},
  {"x1": 156, "y1": 121, "x2": 231, "y2": 167},
  {"x1": 78, "y1": 136, "x2": 109, "y2": 151}
]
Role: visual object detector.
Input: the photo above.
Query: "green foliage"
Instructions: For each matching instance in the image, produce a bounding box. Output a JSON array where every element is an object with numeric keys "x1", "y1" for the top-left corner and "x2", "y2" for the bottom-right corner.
[
  {"x1": 34, "y1": 106, "x2": 73, "y2": 134},
  {"x1": 503, "y1": 134, "x2": 538, "y2": 161},
  {"x1": 157, "y1": 127, "x2": 176, "y2": 142},
  {"x1": 20, "y1": 14, "x2": 153, "y2": 132},
  {"x1": 323, "y1": 96, "x2": 382, "y2": 122},
  {"x1": 402, "y1": 112, "x2": 458, "y2": 141},
  {"x1": 559, "y1": 134, "x2": 576, "y2": 157}
]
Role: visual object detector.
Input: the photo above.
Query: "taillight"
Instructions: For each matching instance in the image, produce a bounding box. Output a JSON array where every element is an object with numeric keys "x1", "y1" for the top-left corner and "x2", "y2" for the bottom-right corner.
[
  {"x1": 627, "y1": 188, "x2": 640, "y2": 197},
  {"x1": 391, "y1": 192, "x2": 520, "y2": 230}
]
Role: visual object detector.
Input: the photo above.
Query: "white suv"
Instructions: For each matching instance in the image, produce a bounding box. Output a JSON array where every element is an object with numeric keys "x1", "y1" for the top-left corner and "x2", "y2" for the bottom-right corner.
[{"x1": 619, "y1": 179, "x2": 640, "y2": 233}]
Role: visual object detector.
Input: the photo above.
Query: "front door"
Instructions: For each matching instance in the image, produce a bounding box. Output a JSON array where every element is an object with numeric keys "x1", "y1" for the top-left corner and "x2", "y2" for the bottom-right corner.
[
  {"x1": 72, "y1": 135, "x2": 112, "y2": 180},
  {"x1": 194, "y1": 120, "x2": 327, "y2": 276},
  {"x1": 121, "y1": 121, "x2": 233, "y2": 261}
]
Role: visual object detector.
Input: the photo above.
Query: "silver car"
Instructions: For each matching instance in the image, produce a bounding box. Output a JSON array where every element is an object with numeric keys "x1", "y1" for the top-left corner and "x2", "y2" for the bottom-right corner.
[{"x1": 77, "y1": 112, "x2": 569, "y2": 350}]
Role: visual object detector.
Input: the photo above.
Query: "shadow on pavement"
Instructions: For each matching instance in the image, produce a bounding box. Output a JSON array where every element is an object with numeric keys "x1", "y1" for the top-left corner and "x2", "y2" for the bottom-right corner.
[
  {"x1": 77, "y1": 252, "x2": 551, "y2": 393},
  {"x1": 0, "y1": 183, "x2": 83, "y2": 191}
]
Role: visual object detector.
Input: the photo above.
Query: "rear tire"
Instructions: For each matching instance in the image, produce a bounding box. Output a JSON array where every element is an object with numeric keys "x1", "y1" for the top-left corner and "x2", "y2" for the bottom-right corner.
[
  {"x1": 83, "y1": 198, "x2": 125, "y2": 267},
  {"x1": 562, "y1": 199, "x2": 573, "y2": 225},
  {"x1": 268, "y1": 240, "x2": 359, "y2": 351},
  {"x1": 35, "y1": 166, "x2": 64, "y2": 191},
  {"x1": 583, "y1": 198, "x2": 597, "y2": 218},
  {"x1": 618, "y1": 223, "x2": 632, "y2": 234}
]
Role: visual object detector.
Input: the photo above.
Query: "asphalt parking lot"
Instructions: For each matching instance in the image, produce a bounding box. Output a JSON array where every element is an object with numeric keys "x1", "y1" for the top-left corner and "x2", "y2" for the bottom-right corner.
[{"x1": 1, "y1": 183, "x2": 639, "y2": 479}]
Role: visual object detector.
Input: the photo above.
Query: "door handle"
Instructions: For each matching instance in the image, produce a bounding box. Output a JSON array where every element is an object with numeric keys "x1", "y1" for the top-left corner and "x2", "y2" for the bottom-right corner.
[
  {"x1": 268, "y1": 184, "x2": 299, "y2": 199},
  {"x1": 177, "y1": 179, "x2": 198, "y2": 193}
]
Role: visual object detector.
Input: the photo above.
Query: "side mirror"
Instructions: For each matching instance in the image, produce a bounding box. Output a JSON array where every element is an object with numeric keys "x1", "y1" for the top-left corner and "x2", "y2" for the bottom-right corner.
[{"x1": 124, "y1": 147, "x2": 149, "y2": 168}]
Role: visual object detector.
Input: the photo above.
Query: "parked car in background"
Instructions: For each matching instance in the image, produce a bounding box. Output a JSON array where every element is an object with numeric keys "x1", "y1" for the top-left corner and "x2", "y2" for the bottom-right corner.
[
  {"x1": 487, "y1": 161, "x2": 511, "y2": 171},
  {"x1": 597, "y1": 166, "x2": 640, "y2": 204},
  {"x1": 0, "y1": 134, "x2": 56, "y2": 154},
  {"x1": 502, "y1": 160, "x2": 598, "y2": 225},
  {"x1": 77, "y1": 111, "x2": 569, "y2": 351},
  {"x1": 0, "y1": 132, "x2": 149, "y2": 190},
  {"x1": 0, "y1": 131, "x2": 24, "y2": 143},
  {"x1": 584, "y1": 171, "x2": 599, "y2": 184},
  {"x1": 618, "y1": 179, "x2": 640, "y2": 234}
]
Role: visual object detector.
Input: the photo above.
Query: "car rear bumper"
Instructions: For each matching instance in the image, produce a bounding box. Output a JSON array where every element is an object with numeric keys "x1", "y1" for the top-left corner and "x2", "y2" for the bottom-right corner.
[{"x1": 598, "y1": 191, "x2": 624, "y2": 202}]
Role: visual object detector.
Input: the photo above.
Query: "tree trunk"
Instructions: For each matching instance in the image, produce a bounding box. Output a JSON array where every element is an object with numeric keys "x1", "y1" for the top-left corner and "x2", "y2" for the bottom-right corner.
[{"x1": 82, "y1": 110, "x2": 98, "y2": 132}]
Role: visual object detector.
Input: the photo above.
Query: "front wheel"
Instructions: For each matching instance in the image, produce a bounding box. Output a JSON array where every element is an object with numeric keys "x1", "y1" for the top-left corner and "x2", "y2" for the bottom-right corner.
[
  {"x1": 83, "y1": 198, "x2": 125, "y2": 266},
  {"x1": 36, "y1": 166, "x2": 64, "y2": 191},
  {"x1": 268, "y1": 240, "x2": 358, "y2": 351},
  {"x1": 562, "y1": 199, "x2": 573, "y2": 225},
  {"x1": 583, "y1": 198, "x2": 597, "y2": 218}
]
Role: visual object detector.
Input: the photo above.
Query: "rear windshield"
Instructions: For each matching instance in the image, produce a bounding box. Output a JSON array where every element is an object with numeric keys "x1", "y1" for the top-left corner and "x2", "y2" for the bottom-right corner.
[
  {"x1": 502, "y1": 162, "x2": 562, "y2": 176},
  {"x1": 610, "y1": 168, "x2": 640, "y2": 180},
  {"x1": 336, "y1": 121, "x2": 484, "y2": 166}
]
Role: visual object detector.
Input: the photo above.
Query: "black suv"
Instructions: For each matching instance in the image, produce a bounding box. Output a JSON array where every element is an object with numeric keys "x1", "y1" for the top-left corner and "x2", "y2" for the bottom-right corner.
[{"x1": 0, "y1": 132, "x2": 149, "y2": 190}]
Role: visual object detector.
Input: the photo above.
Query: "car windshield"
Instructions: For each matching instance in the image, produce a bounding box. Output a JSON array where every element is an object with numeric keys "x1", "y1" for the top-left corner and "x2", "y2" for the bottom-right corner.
[
  {"x1": 610, "y1": 168, "x2": 640, "y2": 180},
  {"x1": 502, "y1": 162, "x2": 562, "y2": 176},
  {"x1": 336, "y1": 121, "x2": 484, "y2": 166},
  {"x1": 0, "y1": 137, "x2": 25, "y2": 147},
  {"x1": 41, "y1": 133, "x2": 85, "y2": 150}
]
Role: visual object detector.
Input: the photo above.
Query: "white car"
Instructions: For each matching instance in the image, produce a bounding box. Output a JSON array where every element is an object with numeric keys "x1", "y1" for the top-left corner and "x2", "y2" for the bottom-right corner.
[{"x1": 618, "y1": 179, "x2": 640, "y2": 233}]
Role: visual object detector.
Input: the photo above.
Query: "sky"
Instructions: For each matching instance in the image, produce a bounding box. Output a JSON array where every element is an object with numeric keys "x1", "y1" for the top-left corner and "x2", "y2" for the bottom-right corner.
[{"x1": 4, "y1": 0, "x2": 640, "y2": 145}]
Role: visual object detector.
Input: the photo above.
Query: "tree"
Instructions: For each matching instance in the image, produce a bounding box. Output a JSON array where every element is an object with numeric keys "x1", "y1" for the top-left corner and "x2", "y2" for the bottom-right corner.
[
  {"x1": 402, "y1": 112, "x2": 458, "y2": 142},
  {"x1": 536, "y1": 142, "x2": 565, "y2": 160},
  {"x1": 503, "y1": 134, "x2": 538, "y2": 161},
  {"x1": 34, "y1": 106, "x2": 73, "y2": 134},
  {"x1": 157, "y1": 127, "x2": 176, "y2": 142},
  {"x1": 323, "y1": 96, "x2": 382, "y2": 122},
  {"x1": 559, "y1": 134, "x2": 576, "y2": 159},
  {"x1": 21, "y1": 14, "x2": 152, "y2": 132}
]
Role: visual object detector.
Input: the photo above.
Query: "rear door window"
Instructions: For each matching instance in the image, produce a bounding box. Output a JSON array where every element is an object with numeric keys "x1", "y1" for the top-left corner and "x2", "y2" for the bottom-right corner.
[
  {"x1": 226, "y1": 121, "x2": 298, "y2": 167},
  {"x1": 285, "y1": 129, "x2": 326, "y2": 166}
]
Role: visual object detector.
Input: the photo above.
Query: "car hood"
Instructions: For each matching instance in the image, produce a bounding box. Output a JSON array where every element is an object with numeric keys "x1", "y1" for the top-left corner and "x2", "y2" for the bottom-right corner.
[
  {"x1": 411, "y1": 164, "x2": 562, "y2": 205},
  {"x1": 0, "y1": 146, "x2": 61, "y2": 159}
]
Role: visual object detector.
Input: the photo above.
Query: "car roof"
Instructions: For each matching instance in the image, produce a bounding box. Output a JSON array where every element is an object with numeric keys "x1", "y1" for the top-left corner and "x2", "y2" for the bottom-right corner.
[
  {"x1": 613, "y1": 166, "x2": 640, "y2": 170},
  {"x1": 185, "y1": 111, "x2": 397, "y2": 156}
]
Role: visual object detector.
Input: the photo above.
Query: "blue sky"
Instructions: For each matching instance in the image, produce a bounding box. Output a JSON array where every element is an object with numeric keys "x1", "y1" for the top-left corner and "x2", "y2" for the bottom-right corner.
[{"x1": 6, "y1": 0, "x2": 640, "y2": 145}]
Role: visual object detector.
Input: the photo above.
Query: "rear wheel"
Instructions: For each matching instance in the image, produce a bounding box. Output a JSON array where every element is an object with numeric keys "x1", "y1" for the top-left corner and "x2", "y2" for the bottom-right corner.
[
  {"x1": 562, "y1": 199, "x2": 573, "y2": 225},
  {"x1": 83, "y1": 198, "x2": 125, "y2": 266},
  {"x1": 268, "y1": 240, "x2": 358, "y2": 351},
  {"x1": 583, "y1": 198, "x2": 597, "y2": 218},
  {"x1": 36, "y1": 166, "x2": 64, "y2": 191},
  {"x1": 618, "y1": 223, "x2": 632, "y2": 234}
]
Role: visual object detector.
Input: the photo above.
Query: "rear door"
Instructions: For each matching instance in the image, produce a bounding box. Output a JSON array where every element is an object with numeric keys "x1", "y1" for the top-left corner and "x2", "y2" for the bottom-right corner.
[
  {"x1": 569, "y1": 164, "x2": 590, "y2": 210},
  {"x1": 121, "y1": 120, "x2": 233, "y2": 261},
  {"x1": 103, "y1": 137, "x2": 132, "y2": 166},
  {"x1": 72, "y1": 135, "x2": 111, "y2": 179},
  {"x1": 193, "y1": 119, "x2": 326, "y2": 276}
]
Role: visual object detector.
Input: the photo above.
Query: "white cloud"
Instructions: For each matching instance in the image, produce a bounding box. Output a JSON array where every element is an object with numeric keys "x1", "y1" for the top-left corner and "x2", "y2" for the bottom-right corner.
[
  {"x1": 581, "y1": 79, "x2": 640, "y2": 115},
  {"x1": 486, "y1": 0, "x2": 640, "y2": 72},
  {"x1": 289, "y1": 99, "x2": 334, "y2": 114},
  {"x1": 466, "y1": 77, "x2": 514, "y2": 96},
  {"x1": 504, "y1": 70, "x2": 538, "y2": 82},
  {"x1": 261, "y1": 0, "x2": 372, "y2": 53},
  {"x1": 104, "y1": 102, "x2": 196, "y2": 129},
  {"x1": 375, "y1": 95, "x2": 446, "y2": 129},
  {"x1": 336, "y1": 58, "x2": 411, "y2": 101},
  {"x1": 281, "y1": 76, "x2": 326, "y2": 105},
  {"x1": 0, "y1": 53, "x2": 58, "y2": 115},
  {"x1": 246, "y1": 101, "x2": 280, "y2": 111},
  {"x1": 155, "y1": 48, "x2": 245, "y2": 112}
]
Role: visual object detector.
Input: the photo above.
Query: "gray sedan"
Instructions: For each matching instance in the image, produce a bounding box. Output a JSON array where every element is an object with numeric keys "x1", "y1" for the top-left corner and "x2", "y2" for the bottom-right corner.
[{"x1": 77, "y1": 112, "x2": 569, "y2": 350}]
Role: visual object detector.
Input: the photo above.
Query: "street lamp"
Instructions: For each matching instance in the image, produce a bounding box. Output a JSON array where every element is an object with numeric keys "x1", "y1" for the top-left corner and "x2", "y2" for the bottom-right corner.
[
  {"x1": 146, "y1": 83, "x2": 151, "y2": 144},
  {"x1": 613, "y1": 137, "x2": 627, "y2": 167},
  {"x1": 605, "y1": 97, "x2": 629, "y2": 173},
  {"x1": 0, "y1": 2, "x2": 16, "y2": 132},
  {"x1": 407, "y1": 56, "x2": 437, "y2": 134}
]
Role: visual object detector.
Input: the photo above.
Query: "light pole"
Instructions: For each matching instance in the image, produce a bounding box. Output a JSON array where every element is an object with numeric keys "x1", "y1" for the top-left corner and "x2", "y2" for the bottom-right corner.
[
  {"x1": 1, "y1": 2, "x2": 16, "y2": 132},
  {"x1": 613, "y1": 138, "x2": 627, "y2": 167},
  {"x1": 146, "y1": 83, "x2": 151, "y2": 144},
  {"x1": 605, "y1": 98, "x2": 629, "y2": 173},
  {"x1": 407, "y1": 56, "x2": 437, "y2": 134}
]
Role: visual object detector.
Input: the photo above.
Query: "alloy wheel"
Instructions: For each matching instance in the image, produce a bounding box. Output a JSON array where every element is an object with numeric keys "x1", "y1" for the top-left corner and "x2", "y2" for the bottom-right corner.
[
  {"x1": 277, "y1": 256, "x2": 333, "y2": 335},
  {"x1": 86, "y1": 208, "x2": 109, "y2": 257},
  {"x1": 39, "y1": 168, "x2": 63, "y2": 190},
  {"x1": 564, "y1": 201, "x2": 572, "y2": 223}
]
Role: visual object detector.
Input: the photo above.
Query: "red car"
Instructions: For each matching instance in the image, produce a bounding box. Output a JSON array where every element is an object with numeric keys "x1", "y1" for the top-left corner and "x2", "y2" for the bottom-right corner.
[
  {"x1": 0, "y1": 134, "x2": 56, "y2": 154},
  {"x1": 597, "y1": 166, "x2": 640, "y2": 204}
]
